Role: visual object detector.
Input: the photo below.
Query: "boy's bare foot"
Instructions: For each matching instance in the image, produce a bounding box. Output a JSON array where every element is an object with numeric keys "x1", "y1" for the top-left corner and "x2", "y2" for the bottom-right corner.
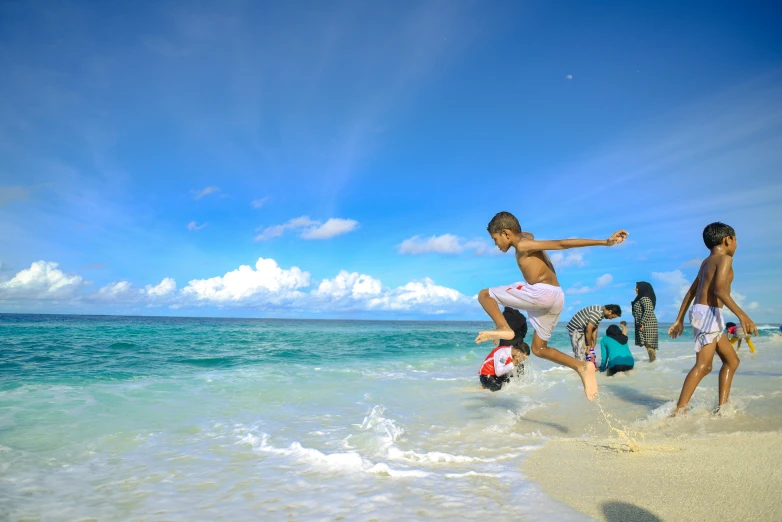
[
  {"x1": 475, "y1": 327, "x2": 514, "y2": 344},
  {"x1": 669, "y1": 406, "x2": 686, "y2": 418},
  {"x1": 576, "y1": 361, "x2": 598, "y2": 401}
]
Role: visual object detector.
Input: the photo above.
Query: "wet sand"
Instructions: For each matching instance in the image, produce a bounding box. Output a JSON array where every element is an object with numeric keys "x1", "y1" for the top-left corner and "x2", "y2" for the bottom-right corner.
[{"x1": 523, "y1": 431, "x2": 782, "y2": 521}]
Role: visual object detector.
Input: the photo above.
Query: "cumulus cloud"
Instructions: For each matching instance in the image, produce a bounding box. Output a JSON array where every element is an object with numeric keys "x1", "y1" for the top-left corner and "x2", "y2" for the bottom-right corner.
[
  {"x1": 0, "y1": 261, "x2": 86, "y2": 300},
  {"x1": 681, "y1": 258, "x2": 703, "y2": 268},
  {"x1": 146, "y1": 278, "x2": 176, "y2": 297},
  {"x1": 187, "y1": 221, "x2": 208, "y2": 231},
  {"x1": 652, "y1": 269, "x2": 692, "y2": 304},
  {"x1": 566, "y1": 274, "x2": 613, "y2": 295},
  {"x1": 255, "y1": 216, "x2": 358, "y2": 241},
  {"x1": 1, "y1": 258, "x2": 472, "y2": 316},
  {"x1": 182, "y1": 258, "x2": 311, "y2": 303},
  {"x1": 398, "y1": 234, "x2": 498, "y2": 256},
  {"x1": 192, "y1": 186, "x2": 221, "y2": 199},
  {"x1": 549, "y1": 252, "x2": 585, "y2": 268},
  {"x1": 97, "y1": 281, "x2": 141, "y2": 301},
  {"x1": 301, "y1": 218, "x2": 359, "y2": 240}
]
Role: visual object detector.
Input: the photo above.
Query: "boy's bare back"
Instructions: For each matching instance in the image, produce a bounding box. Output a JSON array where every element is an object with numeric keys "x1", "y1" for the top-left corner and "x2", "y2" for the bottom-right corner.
[{"x1": 694, "y1": 254, "x2": 734, "y2": 308}]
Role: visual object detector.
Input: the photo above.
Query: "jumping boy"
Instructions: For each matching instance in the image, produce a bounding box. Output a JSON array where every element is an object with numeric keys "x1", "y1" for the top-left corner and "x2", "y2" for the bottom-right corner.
[
  {"x1": 668, "y1": 222, "x2": 757, "y2": 415},
  {"x1": 725, "y1": 322, "x2": 756, "y2": 353},
  {"x1": 475, "y1": 211, "x2": 628, "y2": 400}
]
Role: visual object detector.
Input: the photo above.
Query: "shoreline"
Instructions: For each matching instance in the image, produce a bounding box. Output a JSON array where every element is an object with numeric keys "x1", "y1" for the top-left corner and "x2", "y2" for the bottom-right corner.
[{"x1": 522, "y1": 430, "x2": 782, "y2": 521}]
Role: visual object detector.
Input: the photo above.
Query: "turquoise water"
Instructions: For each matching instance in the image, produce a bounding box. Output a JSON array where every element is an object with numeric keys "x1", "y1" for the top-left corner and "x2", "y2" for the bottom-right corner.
[{"x1": 2, "y1": 314, "x2": 781, "y2": 521}]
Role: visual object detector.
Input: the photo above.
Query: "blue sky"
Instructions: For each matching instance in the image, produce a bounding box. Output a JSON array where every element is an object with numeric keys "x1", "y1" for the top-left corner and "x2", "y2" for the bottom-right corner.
[{"x1": 1, "y1": 0, "x2": 781, "y2": 322}]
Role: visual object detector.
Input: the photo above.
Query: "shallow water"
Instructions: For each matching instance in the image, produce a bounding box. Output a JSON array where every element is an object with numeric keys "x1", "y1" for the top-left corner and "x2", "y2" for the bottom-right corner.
[{"x1": 1, "y1": 314, "x2": 781, "y2": 520}]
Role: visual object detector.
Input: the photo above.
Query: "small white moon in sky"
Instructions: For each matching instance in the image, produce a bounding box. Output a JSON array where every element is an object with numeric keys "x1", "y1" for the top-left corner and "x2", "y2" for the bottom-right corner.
[{"x1": 566, "y1": 74, "x2": 573, "y2": 80}]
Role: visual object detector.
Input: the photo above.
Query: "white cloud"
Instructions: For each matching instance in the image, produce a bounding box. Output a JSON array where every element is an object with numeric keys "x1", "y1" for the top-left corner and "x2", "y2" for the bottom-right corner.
[
  {"x1": 301, "y1": 218, "x2": 359, "y2": 240},
  {"x1": 566, "y1": 274, "x2": 613, "y2": 295},
  {"x1": 146, "y1": 278, "x2": 176, "y2": 297},
  {"x1": 251, "y1": 197, "x2": 269, "y2": 209},
  {"x1": 747, "y1": 301, "x2": 760, "y2": 311},
  {"x1": 255, "y1": 216, "x2": 358, "y2": 241},
  {"x1": 97, "y1": 281, "x2": 142, "y2": 301},
  {"x1": 315, "y1": 271, "x2": 383, "y2": 299},
  {"x1": 566, "y1": 74, "x2": 573, "y2": 80},
  {"x1": 1, "y1": 258, "x2": 472, "y2": 316},
  {"x1": 550, "y1": 252, "x2": 585, "y2": 268},
  {"x1": 0, "y1": 261, "x2": 85, "y2": 300},
  {"x1": 681, "y1": 258, "x2": 702, "y2": 268},
  {"x1": 192, "y1": 186, "x2": 221, "y2": 199},
  {"x1": 399, "y1": 234, "x2": 464, "y2": 254},
  {"x1": 365, "y1": 278, "x2": 471, "y2": 312},
  {"x1": 652, "y1": 269, "x2": 692, "y2": 303},
  {"x1": 187, "y1": 221, "x2": 207, "y2": 231},
  {"x1": 182, "y1": 258, "x2": 311, "y2": 303},
  {"x1": 398, "y1": 234, "x2": 498, "y2": 256}
]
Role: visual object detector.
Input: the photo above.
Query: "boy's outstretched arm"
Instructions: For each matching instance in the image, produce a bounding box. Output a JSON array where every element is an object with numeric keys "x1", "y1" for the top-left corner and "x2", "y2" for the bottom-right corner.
[
  {"x1": 714, "y1": 257, "x2": 757, "y2": 336},
  {"x1": 515, "y1": 230, "x2": 628, "y2": 252},
  {"x1": 668, "y1": 278, "x2": 698, "y2": 339}
]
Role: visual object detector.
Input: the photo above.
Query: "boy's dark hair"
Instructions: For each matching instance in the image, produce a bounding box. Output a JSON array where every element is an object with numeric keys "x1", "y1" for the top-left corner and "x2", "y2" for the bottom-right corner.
[
  {"x1": 725, "y1": 322, "x2": 737, "y2": 329},
  {"x1": 605, "y1": 304, "x2": 622, "y2": 317},
  {"x1": 703, "y1": 222, "x2": 735, "y2": 249},
  {"x1": 487, "y1": 211, "x2": 521, "y2": 235},
  {"x1": 512, "y1": 341, "x2": 531, "y2": 356},
  {"x1": 620, "y1": 320, "x2": 627, "y2": 325},
  {"x1": 498, "y1": 307, "x2": 527, "y2": 346}
]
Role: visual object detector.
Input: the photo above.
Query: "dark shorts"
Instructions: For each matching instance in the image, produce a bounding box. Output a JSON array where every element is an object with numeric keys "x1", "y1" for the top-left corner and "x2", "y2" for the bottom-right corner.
[
  {"x1": 480, "y1": 374, "x2": 510, "y2": 392},
  {"x1": 607, "y1": 364, "x2": 634, "y2": 377}
]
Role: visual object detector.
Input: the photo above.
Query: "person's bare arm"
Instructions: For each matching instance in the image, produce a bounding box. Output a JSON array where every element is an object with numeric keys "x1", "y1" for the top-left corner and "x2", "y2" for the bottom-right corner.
[
  {"x1": 668, "y1": 278, "x2": 698, "y2": 339},
  {"x1": 514, "y1": 230, "x2": 628, "y2": 253},
  {"x1": 714, "y1": 257, "x2": 757, "y2": 336},
  {"x1": 586, "y1": 323, "x2": 596, "y2": 347}
]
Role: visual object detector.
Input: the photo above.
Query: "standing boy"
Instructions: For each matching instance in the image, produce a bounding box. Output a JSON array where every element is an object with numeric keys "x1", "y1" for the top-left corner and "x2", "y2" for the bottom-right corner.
[
  {"x1": 566, "y1": 304, "x2": 622, "y2": 362},
  {"x1": 475, "y1": 211, "x2": 628, "y2": 401},
  {"x1": 668, "y1": 222, "x2": 757, "y2": 415}
]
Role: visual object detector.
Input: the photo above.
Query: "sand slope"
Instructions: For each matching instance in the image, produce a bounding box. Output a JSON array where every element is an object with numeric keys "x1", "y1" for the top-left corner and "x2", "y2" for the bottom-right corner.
[{"x1": 523, "y1": 431, "x2": 782, "y2": 521}]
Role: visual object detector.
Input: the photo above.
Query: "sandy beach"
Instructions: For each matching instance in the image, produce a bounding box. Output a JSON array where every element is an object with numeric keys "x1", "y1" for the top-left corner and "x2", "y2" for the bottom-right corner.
[{"x1": 523, "y1": 430, "x2": 782, "y2": 521}]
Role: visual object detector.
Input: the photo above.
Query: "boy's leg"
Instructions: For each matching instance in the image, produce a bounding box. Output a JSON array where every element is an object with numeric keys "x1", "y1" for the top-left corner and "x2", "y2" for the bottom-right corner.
[
  {"x1": 674, "y1": 340, "x2": 718, "y2": 415},
  {"x1": 475, "y1": 289, "x2": 514, "y2": 343},
  {"x1": 715, "y1": 335, "x2": 740, "y2": 407},
  {"x1": 530, "y1": 331, "x2": 598, "y2": 401},
  {"x1": 746, "y1": 337, "x2": 756, "y2": 353}
]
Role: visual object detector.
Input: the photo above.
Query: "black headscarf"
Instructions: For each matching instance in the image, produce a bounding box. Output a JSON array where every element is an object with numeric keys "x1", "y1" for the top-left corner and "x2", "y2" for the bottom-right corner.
[
  {"x1": 498, "y1": 307, "x2": 528, "y2": 346},
  {"x1": 606, "y1": 324, "x2": 628, "y2": 345},
  {"x1": 632, "y1": 281, "x2": 657, "y2": 309}
]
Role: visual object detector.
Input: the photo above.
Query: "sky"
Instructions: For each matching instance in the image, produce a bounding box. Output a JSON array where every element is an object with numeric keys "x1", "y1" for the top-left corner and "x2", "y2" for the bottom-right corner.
[{"x1": 1, "y1": 0, "x2": 781, "y2": 322}]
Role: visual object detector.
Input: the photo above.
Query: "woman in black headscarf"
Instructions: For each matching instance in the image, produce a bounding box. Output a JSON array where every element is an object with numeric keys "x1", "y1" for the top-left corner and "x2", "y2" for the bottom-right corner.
[{"x1": 632, "y1": 281, "x2": 659, "y2": 362}]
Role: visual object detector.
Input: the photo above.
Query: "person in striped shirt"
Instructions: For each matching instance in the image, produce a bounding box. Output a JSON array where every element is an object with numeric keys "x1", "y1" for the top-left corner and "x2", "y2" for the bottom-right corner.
[{"x1": 567, "y1": 304, "x2": 622, "y2": 362}]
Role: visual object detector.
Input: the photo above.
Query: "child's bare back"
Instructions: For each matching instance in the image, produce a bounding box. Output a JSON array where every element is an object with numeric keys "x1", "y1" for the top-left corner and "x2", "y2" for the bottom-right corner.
[{"x1": 693, "y1": 253, "x2": 734, "y2": 308}]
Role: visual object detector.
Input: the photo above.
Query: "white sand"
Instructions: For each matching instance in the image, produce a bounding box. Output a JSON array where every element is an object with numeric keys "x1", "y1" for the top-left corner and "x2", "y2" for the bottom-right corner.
[{"x1": 523, "y1": 431, "x2": 782, "y2": 521}]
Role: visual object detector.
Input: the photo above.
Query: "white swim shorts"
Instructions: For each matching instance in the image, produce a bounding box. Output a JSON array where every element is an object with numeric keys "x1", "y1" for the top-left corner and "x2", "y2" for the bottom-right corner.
[{"x1": 488, "y1": 282, "x2": 564, "y2": 341}]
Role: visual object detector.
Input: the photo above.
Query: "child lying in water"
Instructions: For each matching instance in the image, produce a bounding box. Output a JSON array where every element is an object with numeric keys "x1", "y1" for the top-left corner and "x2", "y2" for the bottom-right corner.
[{"x1": 479, "y1": 308, "x2": 530, "y2": 392}]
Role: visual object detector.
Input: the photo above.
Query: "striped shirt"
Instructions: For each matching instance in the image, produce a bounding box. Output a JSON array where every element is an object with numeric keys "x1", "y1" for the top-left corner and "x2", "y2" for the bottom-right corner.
[{"x1": 566, "y1": 305, "x2": 605, "y2": 334}]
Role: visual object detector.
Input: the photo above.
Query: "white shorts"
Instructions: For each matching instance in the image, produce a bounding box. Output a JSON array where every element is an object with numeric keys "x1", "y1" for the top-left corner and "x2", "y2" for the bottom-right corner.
[{"x1": 488, "y1": 282, "x2": 564, "y2": 341}]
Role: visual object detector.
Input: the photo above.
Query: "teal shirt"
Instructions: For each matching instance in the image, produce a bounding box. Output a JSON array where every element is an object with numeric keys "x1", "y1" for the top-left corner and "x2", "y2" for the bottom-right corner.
[{"x1": 599, "y1": 337, "x2": 635, "y2": 372}]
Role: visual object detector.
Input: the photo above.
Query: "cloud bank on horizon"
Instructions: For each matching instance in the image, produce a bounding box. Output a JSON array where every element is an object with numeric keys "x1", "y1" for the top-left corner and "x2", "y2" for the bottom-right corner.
[{"x1": 0, "y1": 1, "x2": 780, "y2": 321}]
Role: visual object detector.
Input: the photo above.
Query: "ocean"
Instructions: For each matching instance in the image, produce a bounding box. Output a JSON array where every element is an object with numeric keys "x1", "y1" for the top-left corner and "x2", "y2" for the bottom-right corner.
[{"x1": 2, "y1": 314, "x2": 781, "y2": 521}]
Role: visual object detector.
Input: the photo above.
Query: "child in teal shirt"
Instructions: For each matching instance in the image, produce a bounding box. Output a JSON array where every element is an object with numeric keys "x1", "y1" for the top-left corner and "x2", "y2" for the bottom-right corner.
[{"x1": 599, "y1": 324, "x2": 635, "y2": 376}]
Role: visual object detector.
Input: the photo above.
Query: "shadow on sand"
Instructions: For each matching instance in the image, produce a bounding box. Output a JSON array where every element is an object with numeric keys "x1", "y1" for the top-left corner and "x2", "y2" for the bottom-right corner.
[
  {"x1": 602, "y1": 501, "x2": 662, "y2": 522},
  {"x1": 607, "y1": 385, "x2": 668, "y2": 409}
]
